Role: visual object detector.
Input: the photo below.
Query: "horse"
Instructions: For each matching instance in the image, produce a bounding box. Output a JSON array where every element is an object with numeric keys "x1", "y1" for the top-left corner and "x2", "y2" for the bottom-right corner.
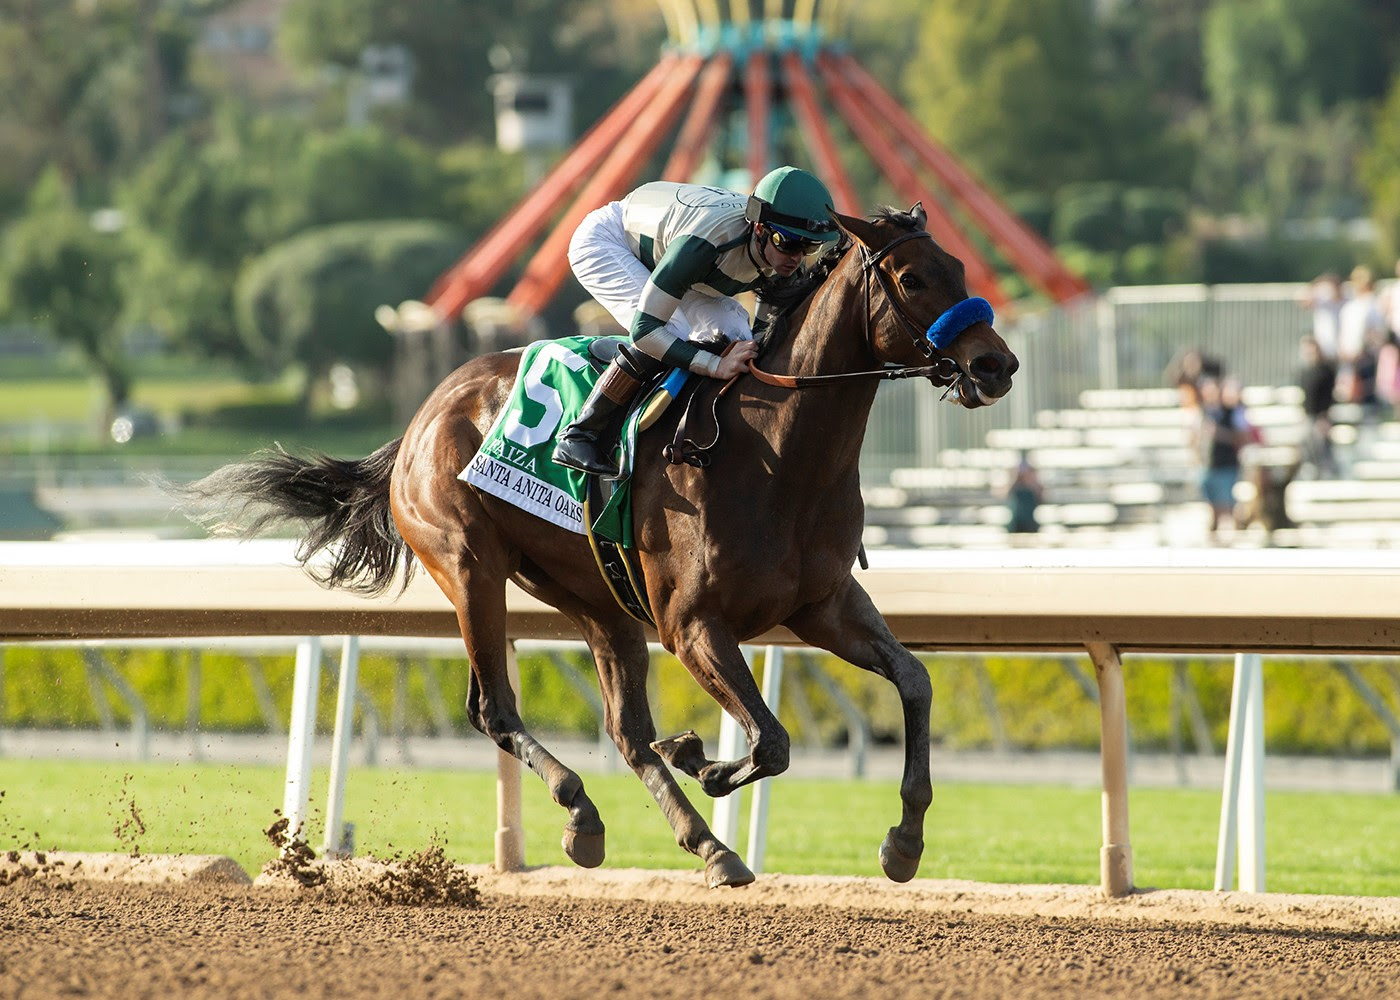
[{"x1": 181, "y1": 204, "x2": 1019, "y2": 888}]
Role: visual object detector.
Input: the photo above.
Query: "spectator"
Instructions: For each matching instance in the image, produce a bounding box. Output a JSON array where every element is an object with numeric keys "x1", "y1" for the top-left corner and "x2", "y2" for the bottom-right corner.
[
  {"x1": 1336, "y1": 266, "x2": 1386, "y2": 405},
  {"x1": 1382, "y1": 257, "x2": 1400, "y2": 339},
  {"x1": 1298, "y1": 272, "x2": 1344, "y2": 362},
  {"x1": 1373, "y1": 329, "x2": 1400, "y2": 421},
  {"x1": 1296, "y1": 335, "x2": 1339, "y2": 478},
  {"x1": 1192, "y1": 377, "x2": 1253, "y2": 542},
  {"x1": 1237, "y1": 462, "x2": 1297, "y2": 544},
  {"x1": 1003, "y1": 452, "x2": 1043, "y2": 535},
  {"x1": 1166, "y1": 346, "x2": 1224, "y2": 397}
]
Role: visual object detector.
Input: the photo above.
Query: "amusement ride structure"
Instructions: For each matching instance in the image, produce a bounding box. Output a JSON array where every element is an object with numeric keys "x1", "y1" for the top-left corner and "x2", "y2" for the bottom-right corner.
[{"x1": 391, "y1": 0, "x2": 1089, "y2": 351}]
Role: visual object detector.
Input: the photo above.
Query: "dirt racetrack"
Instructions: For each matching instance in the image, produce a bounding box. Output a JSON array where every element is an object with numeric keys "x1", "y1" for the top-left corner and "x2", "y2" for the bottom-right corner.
[{"x1": 4, "y1": 856, "x2": 1400, "y2": 999}]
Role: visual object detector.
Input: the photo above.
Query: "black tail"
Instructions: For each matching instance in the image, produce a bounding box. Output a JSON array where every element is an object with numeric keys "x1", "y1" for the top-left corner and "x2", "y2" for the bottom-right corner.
[{"x1": 173, "y1": 438, "x2": 414, "y2": 596}]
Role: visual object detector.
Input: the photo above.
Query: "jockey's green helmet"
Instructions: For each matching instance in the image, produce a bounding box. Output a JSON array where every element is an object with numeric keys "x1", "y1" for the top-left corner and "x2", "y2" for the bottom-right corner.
[{"x1": 746, "y1": 166, "x2": 839, "y2": 243}]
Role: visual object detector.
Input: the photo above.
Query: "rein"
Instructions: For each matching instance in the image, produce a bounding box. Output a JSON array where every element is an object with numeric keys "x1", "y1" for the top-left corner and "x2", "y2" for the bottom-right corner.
[{"x1": 746, "y1": 357, "x2": 960, "y2": 389}]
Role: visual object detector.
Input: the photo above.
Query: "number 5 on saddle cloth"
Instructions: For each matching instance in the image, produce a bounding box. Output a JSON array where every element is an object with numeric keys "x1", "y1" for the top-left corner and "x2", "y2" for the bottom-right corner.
[{"x1": 459, "y1": 335, "x2": 692, "y2": 625}]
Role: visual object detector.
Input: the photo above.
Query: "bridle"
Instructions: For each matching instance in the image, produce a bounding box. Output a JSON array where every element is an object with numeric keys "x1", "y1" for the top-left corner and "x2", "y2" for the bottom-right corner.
[
  {"x1": 747, "y1": 230, "x2": 992, "y2": 393},
  {"x1": 666, "y1": 229, "x2": 994, "y2": 467}
]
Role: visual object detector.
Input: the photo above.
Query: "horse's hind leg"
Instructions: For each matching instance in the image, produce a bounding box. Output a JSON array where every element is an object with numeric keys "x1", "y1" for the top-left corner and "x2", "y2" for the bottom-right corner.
[
  {"x1": 575, "y1": 616, "x2": 754, "y2": 888},
  {"x1": 452, "y1": 584, "x2": 607, "y2": 867},
  {"x1": 782, "y1": 576, "x2": 932, "y2": 883},
  {"x1": 398, "y1": 520, "x2": 606, "y2": 867}
]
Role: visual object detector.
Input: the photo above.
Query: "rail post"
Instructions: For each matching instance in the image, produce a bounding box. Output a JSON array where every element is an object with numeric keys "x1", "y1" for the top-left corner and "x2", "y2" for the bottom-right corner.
[
  {"x1": 494, "y1": 640, "x2": 526, "y2": 871},
  {"x1": 282, "y1": 636, "x2": 322, "y2": 844},
  {"x1": 322, "y1": 635, "x2": 360, "y2": 857},
  {"x1": 1086, "y1": 642, "x2": 1134, "y2": 897}
]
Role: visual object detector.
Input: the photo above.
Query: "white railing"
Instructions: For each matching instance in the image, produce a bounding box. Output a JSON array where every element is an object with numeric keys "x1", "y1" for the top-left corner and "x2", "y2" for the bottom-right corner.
[{"x1": 7, "y1": 539, "x2": 1400, "y2": 896}]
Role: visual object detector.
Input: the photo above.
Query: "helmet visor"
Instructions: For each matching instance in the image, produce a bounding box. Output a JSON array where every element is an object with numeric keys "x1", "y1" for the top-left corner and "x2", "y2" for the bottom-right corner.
[{"x1": 767, "y1": 224, "x2": 826, "y2": 256}]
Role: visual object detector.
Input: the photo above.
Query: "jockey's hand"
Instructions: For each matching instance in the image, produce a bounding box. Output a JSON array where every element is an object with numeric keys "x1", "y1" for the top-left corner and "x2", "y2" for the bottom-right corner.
[{"x1": 714, "y1": 339, "x2": 758, "y2": 380}]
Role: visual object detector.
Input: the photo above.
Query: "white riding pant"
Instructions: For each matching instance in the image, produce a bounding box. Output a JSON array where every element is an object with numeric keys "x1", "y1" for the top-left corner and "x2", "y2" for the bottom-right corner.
[{"x1": 568, "y1": 201, "x2": 753, "y2": 349}]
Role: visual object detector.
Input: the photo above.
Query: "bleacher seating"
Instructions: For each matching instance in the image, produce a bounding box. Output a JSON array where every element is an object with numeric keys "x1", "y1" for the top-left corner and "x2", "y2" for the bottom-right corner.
[{"x1": 863, "y1": 383, "x2": 1400, "y2": 549}]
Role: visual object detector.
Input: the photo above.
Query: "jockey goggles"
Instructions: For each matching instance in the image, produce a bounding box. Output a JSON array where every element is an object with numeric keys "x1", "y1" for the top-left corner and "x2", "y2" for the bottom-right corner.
[{"x1": 765, "y1": 223, "x2": 827, "y2": 256}]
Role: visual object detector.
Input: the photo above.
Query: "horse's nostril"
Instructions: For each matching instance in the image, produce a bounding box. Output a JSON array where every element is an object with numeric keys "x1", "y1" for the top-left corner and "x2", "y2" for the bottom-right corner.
[{"x1": 971, "y1": 354, "x2": 1010, "y2": 382}]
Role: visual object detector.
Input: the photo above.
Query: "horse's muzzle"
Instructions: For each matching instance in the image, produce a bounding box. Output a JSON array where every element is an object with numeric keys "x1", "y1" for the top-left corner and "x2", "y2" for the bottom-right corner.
[{"x1": 952, "y1": 350, "x2": 1018, "y2": 408}]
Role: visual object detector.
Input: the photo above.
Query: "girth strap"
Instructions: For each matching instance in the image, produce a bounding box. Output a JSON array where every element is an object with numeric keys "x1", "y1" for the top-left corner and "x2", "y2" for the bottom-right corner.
[{"x1": 583, "y1": 477, "x2": 654, "y2": 626}]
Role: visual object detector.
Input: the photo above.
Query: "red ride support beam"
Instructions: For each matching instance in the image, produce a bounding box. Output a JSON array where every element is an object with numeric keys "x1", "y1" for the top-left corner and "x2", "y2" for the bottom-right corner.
[
  {"x1": 662, "y1": 52, "x2": 734, "y2": 182},
  {"x1": 828, "y1": 52, "x2": 1092, "y2": 303},
  {"x1": 780, "y1": 51, "x2": 859, "y2": 214},
  {"x1": 818, "y1": 55, "x2": 1009, "y2": 310},
  {"x1": 423, "y1": 56, "x2": 678, "y2": 321},
  {"x1": 505, "y1": 53, "x2": 705, "y2": 317},
  {"x1": 745, "y1": 49, "x2": 771, "y2": 185}
]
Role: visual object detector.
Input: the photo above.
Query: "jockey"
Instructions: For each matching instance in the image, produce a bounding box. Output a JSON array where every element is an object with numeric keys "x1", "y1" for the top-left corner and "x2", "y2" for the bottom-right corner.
[{"x1": 552, "y1": 165, "x2": 840, "y2": 478}]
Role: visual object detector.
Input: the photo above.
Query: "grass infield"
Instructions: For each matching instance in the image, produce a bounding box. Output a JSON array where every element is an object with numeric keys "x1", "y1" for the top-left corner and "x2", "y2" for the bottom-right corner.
[{"x1": 1, "y1": 759, "x2": 1397, "y2": 896}]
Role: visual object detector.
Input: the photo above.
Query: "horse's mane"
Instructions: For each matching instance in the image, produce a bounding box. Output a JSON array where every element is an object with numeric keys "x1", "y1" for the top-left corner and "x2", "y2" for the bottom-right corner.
[{"x1": 754, "y1": 206, "x2": 922, "y2": 352}]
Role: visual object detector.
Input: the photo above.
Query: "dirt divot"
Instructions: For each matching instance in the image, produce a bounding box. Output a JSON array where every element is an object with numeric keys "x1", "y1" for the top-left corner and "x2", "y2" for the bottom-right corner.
[
  {"x1": 255, "y1": 847, "x2": 480, "y2": 907},
  {"x1": 0, "y1": 849, "x2": 251, "y2": 885}
]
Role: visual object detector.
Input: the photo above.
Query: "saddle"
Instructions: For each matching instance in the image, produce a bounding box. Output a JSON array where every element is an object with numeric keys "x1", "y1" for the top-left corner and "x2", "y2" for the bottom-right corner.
[{"x1": 584, "y1": 336, "x2": 627, "y2": 372}]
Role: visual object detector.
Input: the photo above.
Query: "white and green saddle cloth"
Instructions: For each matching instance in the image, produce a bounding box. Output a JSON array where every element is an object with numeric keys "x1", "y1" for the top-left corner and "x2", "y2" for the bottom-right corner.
[{"x1": 459, "y1": 336, "x2": 646, "y2": 547}]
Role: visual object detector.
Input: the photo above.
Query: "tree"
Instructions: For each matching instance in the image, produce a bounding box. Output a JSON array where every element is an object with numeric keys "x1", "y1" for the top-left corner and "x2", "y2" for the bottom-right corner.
[
  {"x1": 902, "y1": 0, "x2": 1106, "y2": 197},
  {"x1": 259, "y1": 126, "x2": 451, "y2": 240},
  {"x1": 1199, "y1": 0, "x2": 1380, "y2": 225},
  {"x1": 117, "y1": 127, "x2": 276, "y2": 363},
  {"x1": 0, "y1": 174, "x2": 132, "y2": 416},
  {"x1": 1363, "y1": 77, "x2": 1400, "y2": 262},
  {"x1": 0, "y1": 0, "x2": 194, "y2": 215},
  {"x1": 1203, "y1": 0, "x2": 1385, "y2": 128},
  {"x1": 899, "y1": 0, "x2": 1193, "y2": 202},
  {"x1": 278, "y1": 0, "x2": 655, "y2": 141},
  {"x1": 119, "y1": 118, "x2": 477, "y2": 366},
  {"x1": 1098, "y1": 0, "x2": 1212, "y2": 116},
  {"x1": 233, "y1": 220, "x2": 465, "y2": 409}
]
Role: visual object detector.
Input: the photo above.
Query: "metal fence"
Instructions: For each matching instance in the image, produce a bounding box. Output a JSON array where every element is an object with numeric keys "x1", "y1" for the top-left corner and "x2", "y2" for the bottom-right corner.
[{"x1": 860, "y1": 282, "x2": 1312, "y2": 483}]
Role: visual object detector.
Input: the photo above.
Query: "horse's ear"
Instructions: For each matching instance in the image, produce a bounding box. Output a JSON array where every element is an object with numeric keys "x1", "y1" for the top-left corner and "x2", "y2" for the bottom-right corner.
[
  {"x1": 908, "y1": 202, "x2": 928, "y2": 230},
  {"x1": 834, "y1": 210, "x2": 881, "y2": 248}
]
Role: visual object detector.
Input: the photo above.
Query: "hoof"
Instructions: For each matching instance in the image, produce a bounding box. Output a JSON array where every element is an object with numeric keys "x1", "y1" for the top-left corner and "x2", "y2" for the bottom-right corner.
[
  {"x1": 562, "y1": 829, "x2": 606, "y2": 869},
  {"x1": 650, "y1": 730, "x2": 707, "y2": 775},
  {"x1": 879, "y1": 828, "x2": 922, "y2": 883},
  {"x1": 705, "y1": 850, "x2": 755, "y2": 888}
]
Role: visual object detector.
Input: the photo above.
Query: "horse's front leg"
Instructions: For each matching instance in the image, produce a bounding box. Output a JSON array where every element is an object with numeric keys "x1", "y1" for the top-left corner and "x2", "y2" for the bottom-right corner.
[
  {"x1": 654, "y1": 621, "x2": 791, "y2": 798},
  {"x1": 783, "y1": 575, "x2": 932, "y2": 883},
  {"x1": 572, "y1": 617, "x2": 754, "y2": 888}
]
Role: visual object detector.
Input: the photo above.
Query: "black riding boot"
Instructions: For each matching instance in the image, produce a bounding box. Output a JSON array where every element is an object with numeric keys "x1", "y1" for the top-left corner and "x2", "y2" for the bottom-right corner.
[{"x1": 552, "y1": 358, "x2": 642, "y2": 478}]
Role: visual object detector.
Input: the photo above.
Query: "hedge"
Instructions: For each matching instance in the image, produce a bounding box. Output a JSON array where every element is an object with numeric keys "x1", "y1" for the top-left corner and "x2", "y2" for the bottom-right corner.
[{"x1": 2, "y1": 646, "x2": 1396, "y2": 757}]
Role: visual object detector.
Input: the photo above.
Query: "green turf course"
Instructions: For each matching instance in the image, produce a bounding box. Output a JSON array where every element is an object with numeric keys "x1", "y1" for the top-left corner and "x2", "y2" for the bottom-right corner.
[{"x1": 2, "y1": 759, "x2": 1397, "y2": 896}]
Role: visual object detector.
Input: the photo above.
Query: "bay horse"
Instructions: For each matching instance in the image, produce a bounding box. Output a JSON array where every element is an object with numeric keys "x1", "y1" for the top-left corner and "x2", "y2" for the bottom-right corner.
[{"x1": 182, "y1": 205, "x2": 1019, "y2": 888}]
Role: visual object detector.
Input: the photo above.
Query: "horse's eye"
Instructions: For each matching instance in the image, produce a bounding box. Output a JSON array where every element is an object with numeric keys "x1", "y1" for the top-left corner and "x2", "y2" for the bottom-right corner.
[{"x1": 898, "y1": 273, "x2": 924, "y2": 291}]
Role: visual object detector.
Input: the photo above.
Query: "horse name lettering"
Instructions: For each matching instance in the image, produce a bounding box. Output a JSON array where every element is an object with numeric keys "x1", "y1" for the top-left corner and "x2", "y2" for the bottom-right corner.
[
  {"x1": 484, "y1": 439, "x2": 537, "y2": 473},
  {"x1": 502, "y1": 442, "x2": 536, "y2": 472}
]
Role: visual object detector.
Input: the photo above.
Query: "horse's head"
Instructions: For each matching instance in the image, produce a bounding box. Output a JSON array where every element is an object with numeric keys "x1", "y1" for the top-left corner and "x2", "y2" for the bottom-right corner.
[{"x1": 834, "y1": 205, "x2": 1019, "y2": 409}]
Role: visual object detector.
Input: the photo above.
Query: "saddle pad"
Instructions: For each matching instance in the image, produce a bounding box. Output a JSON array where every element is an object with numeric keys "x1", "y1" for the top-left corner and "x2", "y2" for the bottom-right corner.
[{"x1": 460, "y1": 335, "x2": 647, "y2": 546}]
